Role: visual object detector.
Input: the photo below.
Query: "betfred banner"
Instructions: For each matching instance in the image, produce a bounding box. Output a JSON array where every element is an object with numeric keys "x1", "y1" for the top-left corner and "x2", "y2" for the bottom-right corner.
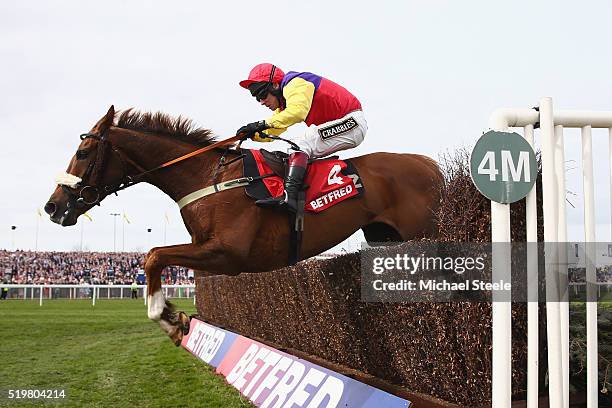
[{"x1": 182, "y1": 319, "x2": 410, "y2": 408}]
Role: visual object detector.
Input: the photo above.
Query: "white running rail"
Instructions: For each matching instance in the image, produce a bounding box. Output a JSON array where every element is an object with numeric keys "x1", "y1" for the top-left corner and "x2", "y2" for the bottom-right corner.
[
  {"x1": 0, "y1": 284, "x2": 196, "y2": 306},
  {"x1": 489, "y1": 97, "x2": 611, "y2": 407}
]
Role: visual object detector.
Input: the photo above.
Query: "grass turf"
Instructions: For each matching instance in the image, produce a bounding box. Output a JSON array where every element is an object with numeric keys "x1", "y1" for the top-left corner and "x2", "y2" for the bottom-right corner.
[{"x1": 0, "y1": 299, "x2": 252, "y2": 408}]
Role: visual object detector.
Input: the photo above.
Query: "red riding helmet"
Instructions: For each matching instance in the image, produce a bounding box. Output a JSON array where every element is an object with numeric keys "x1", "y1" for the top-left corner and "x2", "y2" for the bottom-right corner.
[{"x1": 239, "y1": 63, "x2": 285, "y2": 89}]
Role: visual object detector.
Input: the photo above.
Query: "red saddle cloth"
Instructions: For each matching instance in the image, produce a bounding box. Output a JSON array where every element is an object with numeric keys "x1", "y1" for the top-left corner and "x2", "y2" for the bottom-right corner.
[{"x1": 249, "y1": 149, "x2": 363, "y2": 213}]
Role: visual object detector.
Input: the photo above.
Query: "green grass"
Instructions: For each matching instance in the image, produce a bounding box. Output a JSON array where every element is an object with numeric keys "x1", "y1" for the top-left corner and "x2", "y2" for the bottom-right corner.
[
  {"x1": 569, "y1": 302, "x2": 612, "y2": 395},
  {"x1": 568, "y1": 285, "x2": 612, "y2": 302},
  {"x1": 0, "y1": 299, "x2": 253, "y2": 408}
]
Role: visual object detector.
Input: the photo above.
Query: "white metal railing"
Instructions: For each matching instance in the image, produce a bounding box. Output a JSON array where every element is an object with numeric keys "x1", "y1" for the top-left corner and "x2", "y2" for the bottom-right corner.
[
  {"x1": 489, "y1": 97, "x2": 612, "y2": 408},
  {"x1": 0, "y1": 284, "x2": 196, "y2": 306},
  {"x1": 569, "y1": 281, "x2": 612, "y2": 296}
]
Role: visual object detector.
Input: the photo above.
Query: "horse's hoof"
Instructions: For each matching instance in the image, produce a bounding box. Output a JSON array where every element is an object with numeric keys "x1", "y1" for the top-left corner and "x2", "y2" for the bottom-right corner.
[
  {"x1": 178, "y1": 312, "x2": 190, "y2": 335},
  {"x1": 170, "y1": 327, "x2": 183, "y2": 347}
]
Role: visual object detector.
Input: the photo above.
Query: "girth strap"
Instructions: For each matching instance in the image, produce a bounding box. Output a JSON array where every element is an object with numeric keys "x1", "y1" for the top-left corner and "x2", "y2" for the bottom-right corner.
[
  {"x1": 288, "y1": 190, "x2": 306, "y2": 265},
  {"x1": 177, "y1": 174, "x2": 272, "y2": 209}
]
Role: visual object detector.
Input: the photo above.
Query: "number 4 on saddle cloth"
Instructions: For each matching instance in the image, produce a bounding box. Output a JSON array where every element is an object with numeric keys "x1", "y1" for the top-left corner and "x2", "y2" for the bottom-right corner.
[{"x1": 242, "y1": 149, "x2": 365, "y2": 213}]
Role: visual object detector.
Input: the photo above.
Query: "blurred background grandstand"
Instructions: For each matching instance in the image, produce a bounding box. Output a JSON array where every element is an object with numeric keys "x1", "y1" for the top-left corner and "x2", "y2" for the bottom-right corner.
[
  {"x1": 0, "y1": 250, "x2": 192, "y2": 285},
  {"x1": 1, "y1": 248, "x2": 610, "y2": 286}
]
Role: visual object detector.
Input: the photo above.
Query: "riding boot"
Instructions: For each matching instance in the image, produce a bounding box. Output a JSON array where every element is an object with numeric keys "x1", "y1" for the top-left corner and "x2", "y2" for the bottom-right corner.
[{"x1": 256, "y1": 151, "x2": 309, "y2": 212}]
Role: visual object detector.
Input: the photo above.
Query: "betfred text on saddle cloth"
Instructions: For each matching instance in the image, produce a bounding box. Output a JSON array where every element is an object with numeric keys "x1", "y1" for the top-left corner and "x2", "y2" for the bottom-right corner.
[{"x1": 243, "y1": 149, "x2": 364, "y2": 213}]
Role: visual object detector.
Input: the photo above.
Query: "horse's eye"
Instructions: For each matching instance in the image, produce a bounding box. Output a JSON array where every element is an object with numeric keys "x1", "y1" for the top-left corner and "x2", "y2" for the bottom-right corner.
[{"x1": 76, "y1": 150, "x2": 89, "y2": 160}]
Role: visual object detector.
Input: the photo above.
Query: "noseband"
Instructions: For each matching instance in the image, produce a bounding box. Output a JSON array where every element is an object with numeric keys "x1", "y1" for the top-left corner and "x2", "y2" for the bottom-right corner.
[{"x1": 60, "y1": 131, "x2": 136, "y2": 210}]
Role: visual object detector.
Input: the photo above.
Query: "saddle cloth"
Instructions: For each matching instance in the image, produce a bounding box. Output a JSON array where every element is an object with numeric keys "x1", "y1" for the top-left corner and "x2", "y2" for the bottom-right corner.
[{"x1": 242, "y1": 149, "x2": 364, "y2": 213}]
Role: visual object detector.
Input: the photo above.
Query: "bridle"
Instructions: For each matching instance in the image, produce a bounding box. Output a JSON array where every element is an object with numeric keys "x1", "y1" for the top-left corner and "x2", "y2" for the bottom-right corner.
[
  {"x1": 61, "y1": 129, "x2": 244, "y2": 211},
  {"x1": 60, "y1": 131, "x2": 137, "y2": 210}
]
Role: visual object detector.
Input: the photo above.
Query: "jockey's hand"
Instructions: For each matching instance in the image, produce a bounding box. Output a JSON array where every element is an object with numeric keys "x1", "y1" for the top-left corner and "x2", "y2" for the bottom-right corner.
[{"x1": 236, "y1": 120, "x2": 269, "y2": 140}]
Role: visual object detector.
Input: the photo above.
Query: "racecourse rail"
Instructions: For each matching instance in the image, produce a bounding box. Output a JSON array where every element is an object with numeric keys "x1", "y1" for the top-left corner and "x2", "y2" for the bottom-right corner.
[
  {"x1": 490, "y1": 97, "x2": 612, "y2": 408},
  {"x1": 2, "y1": 282, "x2": 608, "y2": 303},
  {"x1": 0, "y1": 284, "x2": 196, "y2": 306}
]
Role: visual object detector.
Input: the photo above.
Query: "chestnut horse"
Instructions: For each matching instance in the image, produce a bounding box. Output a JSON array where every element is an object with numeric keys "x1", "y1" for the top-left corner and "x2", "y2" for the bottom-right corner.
[{"x1": 45, "y1": 106, "x2": 443, "y2": 345}]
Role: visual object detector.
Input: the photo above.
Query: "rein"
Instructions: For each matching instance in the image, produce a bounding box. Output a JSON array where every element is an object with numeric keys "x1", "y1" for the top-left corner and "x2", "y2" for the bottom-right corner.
[{"x1": 130, "y1": 134, "x2": 244, "y2": 181}]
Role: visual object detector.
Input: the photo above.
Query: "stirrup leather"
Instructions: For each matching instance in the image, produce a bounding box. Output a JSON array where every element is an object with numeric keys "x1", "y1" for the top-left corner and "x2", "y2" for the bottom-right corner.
[{"x1": 256, "y1": 191, "x2": 288, "y2": 208}]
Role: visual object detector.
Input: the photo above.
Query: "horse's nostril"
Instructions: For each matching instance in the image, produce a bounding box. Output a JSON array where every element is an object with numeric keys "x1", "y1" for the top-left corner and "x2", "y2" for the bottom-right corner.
[{"x1": 44, "y1": 202, "x2": 57, "y2": 216}]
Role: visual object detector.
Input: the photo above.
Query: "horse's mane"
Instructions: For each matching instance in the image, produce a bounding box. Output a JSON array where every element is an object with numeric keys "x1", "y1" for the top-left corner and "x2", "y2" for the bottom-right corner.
[{"x1": 116, "y1": 109, "x2": 216, "y2": 147}]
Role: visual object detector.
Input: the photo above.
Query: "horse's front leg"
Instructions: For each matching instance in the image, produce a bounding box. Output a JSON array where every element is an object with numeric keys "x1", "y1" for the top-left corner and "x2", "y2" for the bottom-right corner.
[{"x1": 144, "y1": 242, "x2": 231, "y2": 345}]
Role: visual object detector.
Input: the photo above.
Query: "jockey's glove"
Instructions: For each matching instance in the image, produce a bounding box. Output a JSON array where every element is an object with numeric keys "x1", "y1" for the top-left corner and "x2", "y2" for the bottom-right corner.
[
  {"x1": 252, "y1": 134, "x2": 275, "y2": 143},
  {"x1": 236, "y1": 120, "x2": 270, "y2": 140}
]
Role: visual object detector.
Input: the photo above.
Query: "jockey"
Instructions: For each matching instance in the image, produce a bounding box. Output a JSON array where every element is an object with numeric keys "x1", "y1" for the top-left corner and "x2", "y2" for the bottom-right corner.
[{"x1": 237, "y1": 63, "x2": 367, "y2": 212}]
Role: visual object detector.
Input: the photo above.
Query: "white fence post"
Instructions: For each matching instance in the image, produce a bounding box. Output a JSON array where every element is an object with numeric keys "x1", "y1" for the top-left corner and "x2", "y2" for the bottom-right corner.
[
  {"x1": 539, "y1": 97, "x2": 565, "y2": 408},
  {"x1": 488, "y1": 141, "x2": 512, "y2": 407},
  {"x1": 524, "y1": 123, "x2": 539, "y2": 408},
  {"x1": 487, "y1": 97, "x2": 610, "y2": 407},
  {"x1": 555, "y1": 124, "x2": 570, "y2": 405},
  {"x1": 581, "y1": 125, "x2": 599, "y2": 407}
]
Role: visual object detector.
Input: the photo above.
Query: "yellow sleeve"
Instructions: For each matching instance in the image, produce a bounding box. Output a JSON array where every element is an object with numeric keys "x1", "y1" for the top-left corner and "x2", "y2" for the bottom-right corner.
[
  {"x1": 264, "y1": 77, "x2": 314, "y2": 131},
  {"x1": 262, "y1": 113, "x2": 287, "y2": 136}
]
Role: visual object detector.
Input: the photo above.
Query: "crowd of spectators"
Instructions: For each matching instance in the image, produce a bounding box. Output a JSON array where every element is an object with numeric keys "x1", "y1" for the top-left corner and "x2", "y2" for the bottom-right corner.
[
  {"x1": 2, "y1": 250, "x2": 612, "y2": 286},
  {"x1": 0, "y1": 250, "x2": 194, "y2": 285}
]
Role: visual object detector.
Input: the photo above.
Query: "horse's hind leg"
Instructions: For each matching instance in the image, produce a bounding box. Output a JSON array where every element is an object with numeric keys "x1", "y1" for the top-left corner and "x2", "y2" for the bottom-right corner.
[
  {"x1": 362, "y1": 221, "x2": 403, "y2": 245},
  {"x1": 363, "y1": 199, "x2": 438, "y2": 245}
]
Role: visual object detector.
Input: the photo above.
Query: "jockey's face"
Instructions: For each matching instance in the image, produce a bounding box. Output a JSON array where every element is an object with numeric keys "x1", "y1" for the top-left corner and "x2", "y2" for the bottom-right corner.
[{"x1": 259, "y1": 83, "x2": 281, "y2": 111}]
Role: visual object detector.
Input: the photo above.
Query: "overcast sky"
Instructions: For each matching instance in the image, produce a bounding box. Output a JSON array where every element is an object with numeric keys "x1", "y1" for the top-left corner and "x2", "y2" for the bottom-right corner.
[{"x1": 2, "y1": 0, "x2": 612, "y2": 253}]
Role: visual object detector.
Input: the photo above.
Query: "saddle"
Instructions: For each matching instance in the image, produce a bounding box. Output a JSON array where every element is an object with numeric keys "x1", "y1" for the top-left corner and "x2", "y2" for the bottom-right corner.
[
  {"x1": 258, "y1": 149, "x2": 339, "y2": 178},
  {"x1": 241, "y1": 148, "x2": 364, "y2": 265},
  {"x1": 242, "y1": 148, "x2": 363, "y2": 209},
  {"x1": 258, "y1": 149, "x2": 287, "y2": 177}
]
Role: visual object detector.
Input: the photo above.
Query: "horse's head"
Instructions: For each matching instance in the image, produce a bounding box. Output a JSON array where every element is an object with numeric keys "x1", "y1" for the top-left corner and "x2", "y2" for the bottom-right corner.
[{"x1": 45, "y1": 106, "x2": 131, "y2": 226}]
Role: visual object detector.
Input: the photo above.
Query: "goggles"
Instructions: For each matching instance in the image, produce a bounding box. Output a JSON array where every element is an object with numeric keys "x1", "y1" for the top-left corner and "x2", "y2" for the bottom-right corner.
[
  {"x1": 248, "y1": 65, "x2": 277, "y2": 102},
  {"x1": 249, "y1": 82, "x2": 270, "y2": 102}
]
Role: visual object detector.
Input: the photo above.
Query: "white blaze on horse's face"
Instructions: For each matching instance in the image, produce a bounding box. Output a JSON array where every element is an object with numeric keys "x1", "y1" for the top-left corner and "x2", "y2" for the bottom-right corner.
[
  {"x1": 147, "y1": 290, "x2": 165, "y2": 321},
  {"x1": 55, "y1": 172, "x2": 82, "y2": 189}
]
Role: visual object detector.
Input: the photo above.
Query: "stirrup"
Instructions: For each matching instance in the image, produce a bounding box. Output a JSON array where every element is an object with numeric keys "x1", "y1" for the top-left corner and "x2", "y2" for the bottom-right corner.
[{"x1": 256, "y1": 191, "x2": 288, "y2": 208}]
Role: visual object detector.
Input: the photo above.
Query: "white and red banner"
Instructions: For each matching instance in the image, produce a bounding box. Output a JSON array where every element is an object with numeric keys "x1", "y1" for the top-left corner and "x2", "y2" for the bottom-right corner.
[{"x1": 182, "y1": 318, "x2": 409, "y2": 407}]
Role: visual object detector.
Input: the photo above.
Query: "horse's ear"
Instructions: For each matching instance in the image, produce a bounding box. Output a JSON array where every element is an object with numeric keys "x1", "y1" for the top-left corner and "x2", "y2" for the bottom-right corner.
[{"x1": 91, "y1": 105, "x2": 116, "y2": 134}]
